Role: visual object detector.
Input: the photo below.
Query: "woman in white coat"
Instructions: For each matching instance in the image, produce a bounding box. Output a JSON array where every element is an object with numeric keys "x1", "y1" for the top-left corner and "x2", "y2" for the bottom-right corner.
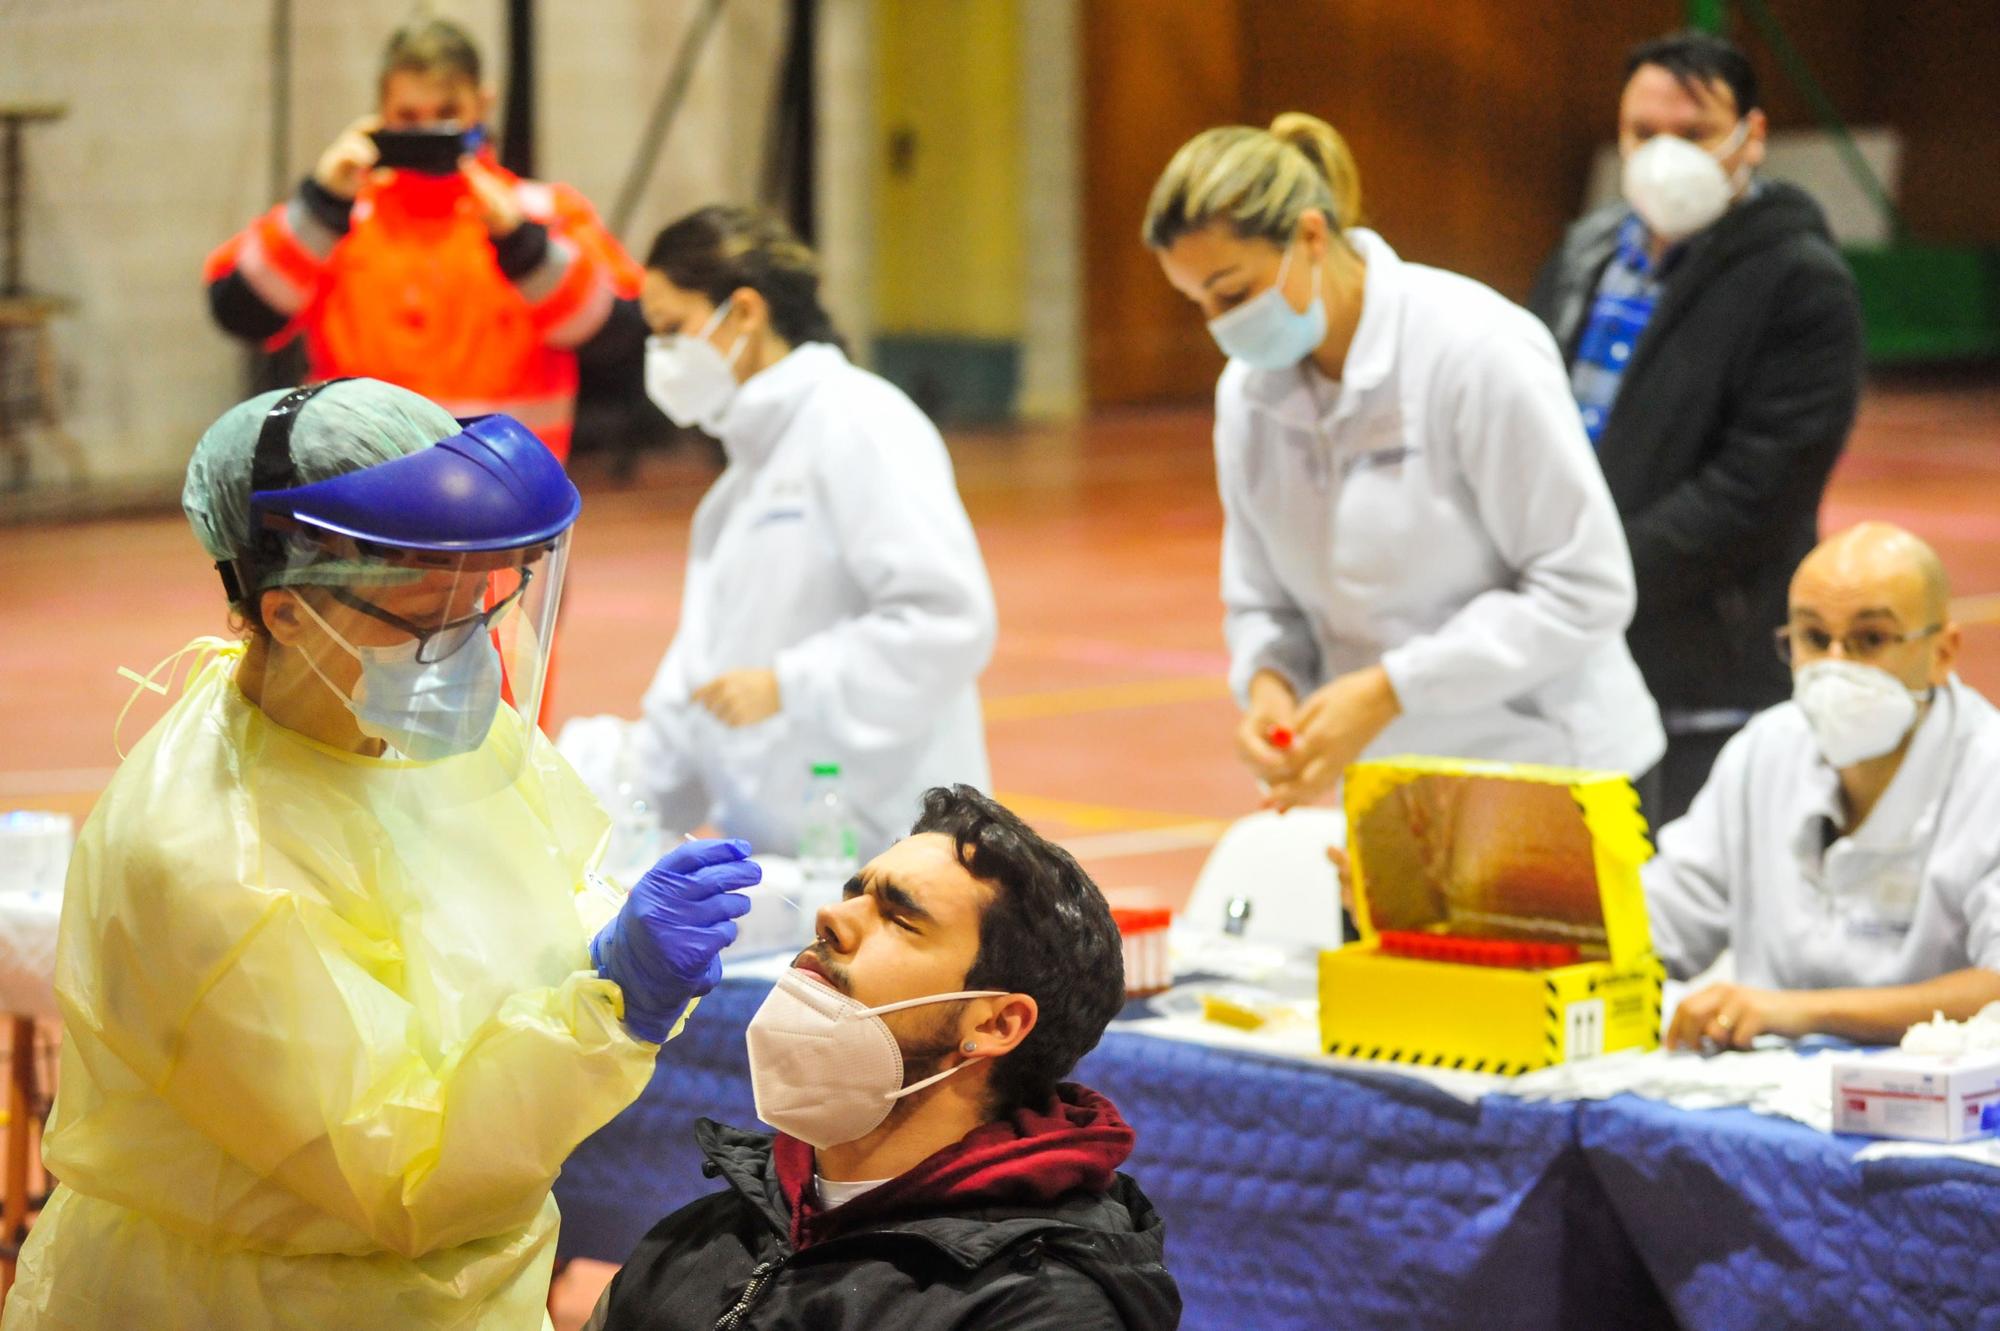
[
  {"x1": 1144, "y1": 115, "x2": 1664, "y2": 811},
  {"x1": 621, "y1": 205, "x2": 995, "y2": 858}
]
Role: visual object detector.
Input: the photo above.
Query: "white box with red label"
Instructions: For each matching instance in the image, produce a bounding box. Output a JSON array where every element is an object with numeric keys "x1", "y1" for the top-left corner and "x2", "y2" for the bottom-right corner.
[{"x1": 1829, "y1": 1049, "x2": 2000, "y2": 1143}]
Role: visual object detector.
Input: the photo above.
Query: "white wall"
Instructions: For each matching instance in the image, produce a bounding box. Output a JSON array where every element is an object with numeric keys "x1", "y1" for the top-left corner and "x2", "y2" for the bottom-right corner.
[{"x1": 2, "y1": 0, "x2": 785, "y2": 492}]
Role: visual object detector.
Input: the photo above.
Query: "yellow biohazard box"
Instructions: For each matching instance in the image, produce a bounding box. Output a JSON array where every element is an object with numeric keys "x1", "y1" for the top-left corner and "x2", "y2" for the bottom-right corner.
[{"x1": 1319, "y1": 757, "x2": 1663, "y2": 1076}]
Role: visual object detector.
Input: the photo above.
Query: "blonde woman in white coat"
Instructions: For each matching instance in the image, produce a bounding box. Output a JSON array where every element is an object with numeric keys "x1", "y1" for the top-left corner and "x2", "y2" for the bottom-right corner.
[{"x1": 1145, "y1": 115, "x2": 1664, "y2": 812}]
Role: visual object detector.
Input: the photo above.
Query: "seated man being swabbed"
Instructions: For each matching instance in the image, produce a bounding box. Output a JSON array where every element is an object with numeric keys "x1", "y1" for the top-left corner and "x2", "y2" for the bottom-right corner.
[{"x1": 587, "y1": 786, "x2": 1181, "y2": 1330}]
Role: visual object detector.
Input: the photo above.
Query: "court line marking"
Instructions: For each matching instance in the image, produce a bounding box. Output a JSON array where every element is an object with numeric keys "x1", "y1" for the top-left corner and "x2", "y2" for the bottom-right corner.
[
  {"x1": 1948, "y1": 593, "x2": 2000, "y2": 627},
  {"x1": 0, "y1": 768, "x2": 116, "y2": 797},
  {"x1": 995, "y1": 789, "x2": 1235, "y2": 861},
  {"x1": 983, "y1": 588, "x2": 2000, "y2": 728},
  {"x1": 983, "y1": 675, "x2": 1230, "y2": 723},
  {"x1": 991, "y1": 633, "x2": 1232, "y2": 676},
  {"x1": 1057, "y1": 823, "x2": 1231, "y2": 860},
  {"x1": 12, "y1": 589, "x2": 1997, "y2": 811},
  {"x1": 992, "y1": 789, "x2": 1229, "y2": 834}
]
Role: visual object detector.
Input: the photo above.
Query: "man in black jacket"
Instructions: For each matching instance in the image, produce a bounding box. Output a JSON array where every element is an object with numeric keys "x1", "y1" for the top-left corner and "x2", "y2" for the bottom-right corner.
[
  {"x1": 1529, "y1": 30, "x2": 1865, "y2": 826},
  {"x1": 588, "y1": 786, "x2": 1180, "y2": 1330}
]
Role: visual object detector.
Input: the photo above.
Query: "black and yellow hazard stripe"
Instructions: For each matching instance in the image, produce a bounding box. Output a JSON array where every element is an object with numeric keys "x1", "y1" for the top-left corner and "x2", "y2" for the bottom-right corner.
[{"x1": 1324, "y1": 1041, "x2": 1546, "y2": 1077}]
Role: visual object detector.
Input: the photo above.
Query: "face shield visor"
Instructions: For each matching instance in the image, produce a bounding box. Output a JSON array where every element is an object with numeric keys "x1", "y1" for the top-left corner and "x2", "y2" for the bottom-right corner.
[
  {"x1": 276, "y1": 537, "x2": 569, "y2": 758},
  {"x1": 223, "y1": 382, "x2": 581, "y2": 765}
]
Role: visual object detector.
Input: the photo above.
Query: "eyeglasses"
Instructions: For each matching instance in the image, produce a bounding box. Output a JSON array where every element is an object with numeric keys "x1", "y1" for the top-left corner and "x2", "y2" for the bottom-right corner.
[
  {"x1": 1773, "y1": 621, "x2": 1941, "y2": 666},
  {"x1": 328, "y1": 566, "x2": 535, "y2": 664}
]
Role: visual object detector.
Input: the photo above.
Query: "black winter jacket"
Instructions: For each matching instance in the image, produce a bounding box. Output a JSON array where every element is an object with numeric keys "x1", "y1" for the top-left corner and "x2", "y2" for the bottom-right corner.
[
  {"x1": 589, "y1": 1119, "x2": 1181, "y2": 1331},
  {"x1": 1528, "y1": 182, "x2": 1864, "y2": 716}
]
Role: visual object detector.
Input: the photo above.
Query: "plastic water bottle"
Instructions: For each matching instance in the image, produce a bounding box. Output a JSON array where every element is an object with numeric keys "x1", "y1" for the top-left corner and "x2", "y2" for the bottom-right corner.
[
  {"x1": 604, "y1": 747, "x2": 663, "y2": 883},
  {"x1": 796, "y1": 762, "x2": 859, "y2": 940}
]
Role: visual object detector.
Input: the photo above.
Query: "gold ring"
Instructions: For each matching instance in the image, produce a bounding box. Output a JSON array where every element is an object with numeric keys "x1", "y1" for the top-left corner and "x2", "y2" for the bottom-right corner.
[{"x1": 1716, "y1": 1013, "x2": 1736, "y2": 1030}]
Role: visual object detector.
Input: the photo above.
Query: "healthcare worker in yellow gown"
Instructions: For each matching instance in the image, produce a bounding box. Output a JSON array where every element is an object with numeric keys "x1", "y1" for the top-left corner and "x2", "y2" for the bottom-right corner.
[{"x1": 4, "y1": 378, "x2": 758, "y2": 1329}]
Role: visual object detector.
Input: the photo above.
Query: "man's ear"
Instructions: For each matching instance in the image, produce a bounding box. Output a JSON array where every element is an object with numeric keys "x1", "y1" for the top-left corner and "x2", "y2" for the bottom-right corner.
[
  {"x1": 1932, "y1": 621, "x2": 1962, "y2": 686},
  {"x1": 960, "y1": 993, "x2": 1038, "y2": 1060},
  {"x1": 1742, "y1": 107, "x2": 1769, "y2": 170}
]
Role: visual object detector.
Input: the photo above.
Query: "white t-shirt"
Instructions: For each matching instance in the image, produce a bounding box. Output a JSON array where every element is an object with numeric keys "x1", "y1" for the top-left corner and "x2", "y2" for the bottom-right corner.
[
  {"x1": 815, "y1": 1174, "x2": 891, "y2": 1210},
  {"x1": 1643, "y1": 677, "x2": 2000, "y2": 989}
]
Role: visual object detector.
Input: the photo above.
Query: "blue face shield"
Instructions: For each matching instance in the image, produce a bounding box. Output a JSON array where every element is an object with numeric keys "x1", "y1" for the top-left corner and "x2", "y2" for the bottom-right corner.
[
  {"x1": 228, "y1": 390, "x2": 582, "y2": 751},
  {"x1": 1206, "y1": 240, "x2": 1326, "y2": 371},
  {"x1": 295, "y1": 593, "x2": 506, "y2": 761}
]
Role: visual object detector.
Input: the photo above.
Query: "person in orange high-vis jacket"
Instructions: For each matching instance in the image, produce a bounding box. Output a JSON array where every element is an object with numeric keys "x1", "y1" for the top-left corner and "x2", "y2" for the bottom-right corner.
[{"x1": 204, "y1": 17, "x2": 645, "y2": 463}]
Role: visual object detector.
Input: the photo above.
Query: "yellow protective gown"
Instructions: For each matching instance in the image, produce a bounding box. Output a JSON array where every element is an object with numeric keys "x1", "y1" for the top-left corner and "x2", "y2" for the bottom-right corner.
[{"x1": 3, "y1": 642, "x2": 662, "y2": 1330}]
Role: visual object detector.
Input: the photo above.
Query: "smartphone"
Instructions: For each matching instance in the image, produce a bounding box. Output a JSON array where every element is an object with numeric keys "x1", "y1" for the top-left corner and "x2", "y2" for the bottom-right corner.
[{"x1": 369, "y1": 127, "x2": 468, "y2": 176}]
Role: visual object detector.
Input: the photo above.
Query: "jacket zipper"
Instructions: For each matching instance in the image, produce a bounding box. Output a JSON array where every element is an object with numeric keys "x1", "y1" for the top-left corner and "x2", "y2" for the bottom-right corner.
[{"x1": 712, "y1": 1257, "x2": 786, "y2": 1331}]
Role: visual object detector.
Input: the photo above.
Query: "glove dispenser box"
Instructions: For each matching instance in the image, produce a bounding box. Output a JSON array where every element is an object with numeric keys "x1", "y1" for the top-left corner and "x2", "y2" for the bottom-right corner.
[{"x1": 1320, "y1": 758, "x2": 1664, "y2": 1076}]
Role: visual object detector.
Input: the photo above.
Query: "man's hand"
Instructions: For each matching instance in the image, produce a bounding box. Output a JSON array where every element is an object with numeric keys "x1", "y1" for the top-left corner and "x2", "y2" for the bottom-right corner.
[
  {"x1": 312, "y1": 115, "x2": 382, "y2": 200},
  {"x1": 1665, "y1": 982, "x2": 1818, "y2": 1052},
  {"x1": 1236, "y1": 669, "x2": 1299, "y2": 783},
  {"x1": 1263, "y1": 665, "x2": 1401, "y2": 811},
  {"x1": 460, "y1": 155, "x2": 524, "y2": 237},
  {"x1": 694, "y1": 669, "x2": 782, "y2": 727}
]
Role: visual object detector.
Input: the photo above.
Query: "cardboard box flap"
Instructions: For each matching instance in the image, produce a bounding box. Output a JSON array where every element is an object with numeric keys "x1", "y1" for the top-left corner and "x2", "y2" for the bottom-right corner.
[{"x1": 1344, "y1": 757, "x2": 1655, "y2": 968}]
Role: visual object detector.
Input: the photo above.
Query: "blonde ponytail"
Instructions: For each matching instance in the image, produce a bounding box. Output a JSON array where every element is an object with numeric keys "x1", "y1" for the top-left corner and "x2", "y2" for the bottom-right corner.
[
  {"x1": 1267, "y1": 113, "x2": 1363, "y2": 231},
  {"x1": 1142, "y1": 112, "x2": 1364, "y2": 249}
]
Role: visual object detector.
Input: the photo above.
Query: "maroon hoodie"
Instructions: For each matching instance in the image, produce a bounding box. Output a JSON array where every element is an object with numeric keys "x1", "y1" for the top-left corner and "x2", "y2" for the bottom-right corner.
[{"x1": 771, "y1": 1082, "x2": 1137, "y2": 1250}]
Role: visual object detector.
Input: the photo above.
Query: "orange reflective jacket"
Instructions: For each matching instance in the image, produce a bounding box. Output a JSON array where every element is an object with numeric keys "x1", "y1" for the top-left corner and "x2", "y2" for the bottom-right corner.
[{"x1": 205, "y1": 159, "x2": 641, "y2": 461}]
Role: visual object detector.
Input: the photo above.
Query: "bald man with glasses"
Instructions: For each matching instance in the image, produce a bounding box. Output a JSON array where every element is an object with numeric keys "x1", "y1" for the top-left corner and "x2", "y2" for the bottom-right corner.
[{"x1": 1646, "y1": 522, "x2": 2000, "y2": 1050}]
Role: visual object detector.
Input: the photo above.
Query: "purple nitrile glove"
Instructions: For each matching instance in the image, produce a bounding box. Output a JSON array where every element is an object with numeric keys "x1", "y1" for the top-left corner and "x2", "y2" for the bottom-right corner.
[{"x1": 591, "y1": 837, "x2": 759, "y2": 1042}]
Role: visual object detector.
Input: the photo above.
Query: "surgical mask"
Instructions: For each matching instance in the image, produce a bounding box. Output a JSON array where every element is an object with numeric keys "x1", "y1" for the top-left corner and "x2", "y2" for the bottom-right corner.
[
  {"x1": 294, "y1": 596, "x2": 505, "y2": 761},
  {"x1": 645, "y1": 299, "x2": 746, "y2": 432},
  {"x1": 1206, "y1": 242, "x2": 1326, "y2": 370},
  {"x1": 1621, "y1": 121, "x2": 1751, "y2": 243},
  {"x1": 1793, "y1": 659, "x2": 1929, "y2": 768},
  {"x1": 745, "y1": 967, "x2": 1006, "y2": 1149}
]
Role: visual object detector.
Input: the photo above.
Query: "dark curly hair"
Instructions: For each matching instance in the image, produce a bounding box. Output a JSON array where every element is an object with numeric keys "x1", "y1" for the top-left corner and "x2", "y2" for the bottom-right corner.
[{"x1": 911, "y1": 786, "x2": 1125, "y2": 1116}]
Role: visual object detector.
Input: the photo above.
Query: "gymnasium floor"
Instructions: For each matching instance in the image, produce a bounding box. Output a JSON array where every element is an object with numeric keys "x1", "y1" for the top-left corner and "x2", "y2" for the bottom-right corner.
[{"x1": 6, "y1": 374, "x2": 2000, "y2": 916}]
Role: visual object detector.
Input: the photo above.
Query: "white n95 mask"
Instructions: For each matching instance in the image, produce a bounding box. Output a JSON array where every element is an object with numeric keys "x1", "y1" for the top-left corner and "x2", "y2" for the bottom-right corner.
[
  {"x1": 1206, "y1": 242, "x2": 1326, "y2": 371},
  {"x1": 1793, "y1": 659, "x2": 1929, "y2": 768},
  {"x1": 1621, "y1": 121, "x2": 1750, "y2": 243},
  {"x1": 745, "y1": 967, "x2": 1006, "y2": 1149},
  {"x1": 645, "y1": 299, "x2": 745, "y2": 431}
]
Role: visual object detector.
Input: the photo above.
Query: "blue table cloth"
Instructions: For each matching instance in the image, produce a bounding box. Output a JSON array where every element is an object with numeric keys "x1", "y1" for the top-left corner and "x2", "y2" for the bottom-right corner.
[
  {"x1": 554, "y1": 977, "x2": 1616, "y2": 1330},
  {"x1": 555, "y1": 976, "x2": 2000, "y2": 1328},
  {"x1": 1577, "y1": 1095, "x2": 2000, "y2": 1331}
]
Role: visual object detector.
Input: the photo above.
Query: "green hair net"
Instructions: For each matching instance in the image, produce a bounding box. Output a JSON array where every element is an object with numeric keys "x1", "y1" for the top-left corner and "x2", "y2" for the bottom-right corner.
[{"x1": 182, "y1": 378, "x2": 461, "y2": 592}]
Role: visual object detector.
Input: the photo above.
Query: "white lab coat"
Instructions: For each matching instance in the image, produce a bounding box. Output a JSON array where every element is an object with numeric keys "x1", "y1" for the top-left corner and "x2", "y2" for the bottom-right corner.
[
  {"x1": 630, "y1": 342, "x2": 996, "y2": 858},
  {"x1": 1644, "y1": 678, "x2": 2000, "y2": 988},
  {"x1": 1216, "y1": 229, "x2": 1664, "y2": 777}
]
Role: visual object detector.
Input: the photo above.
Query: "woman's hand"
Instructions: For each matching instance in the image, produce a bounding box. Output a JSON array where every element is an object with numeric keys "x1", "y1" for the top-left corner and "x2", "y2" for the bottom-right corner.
[
  {"x1": 1263, "y1": 665, "x2": 1401, "y2": 810},
  {"x1": 1236, "y1": 668, "x2": 1299, "y2": 782},
  {"x1": 591, "y1": 838, "x2": 759, "y2": 1041},
  {"x1": 694, "y1": 669, "x2": 782, "y2": 727}
]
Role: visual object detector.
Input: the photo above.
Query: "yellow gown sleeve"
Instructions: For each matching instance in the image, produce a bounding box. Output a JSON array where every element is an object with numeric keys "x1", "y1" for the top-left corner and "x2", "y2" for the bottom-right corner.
[{"x1": 67, "y1": 847, "x2": 661, "y2": 1261}]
